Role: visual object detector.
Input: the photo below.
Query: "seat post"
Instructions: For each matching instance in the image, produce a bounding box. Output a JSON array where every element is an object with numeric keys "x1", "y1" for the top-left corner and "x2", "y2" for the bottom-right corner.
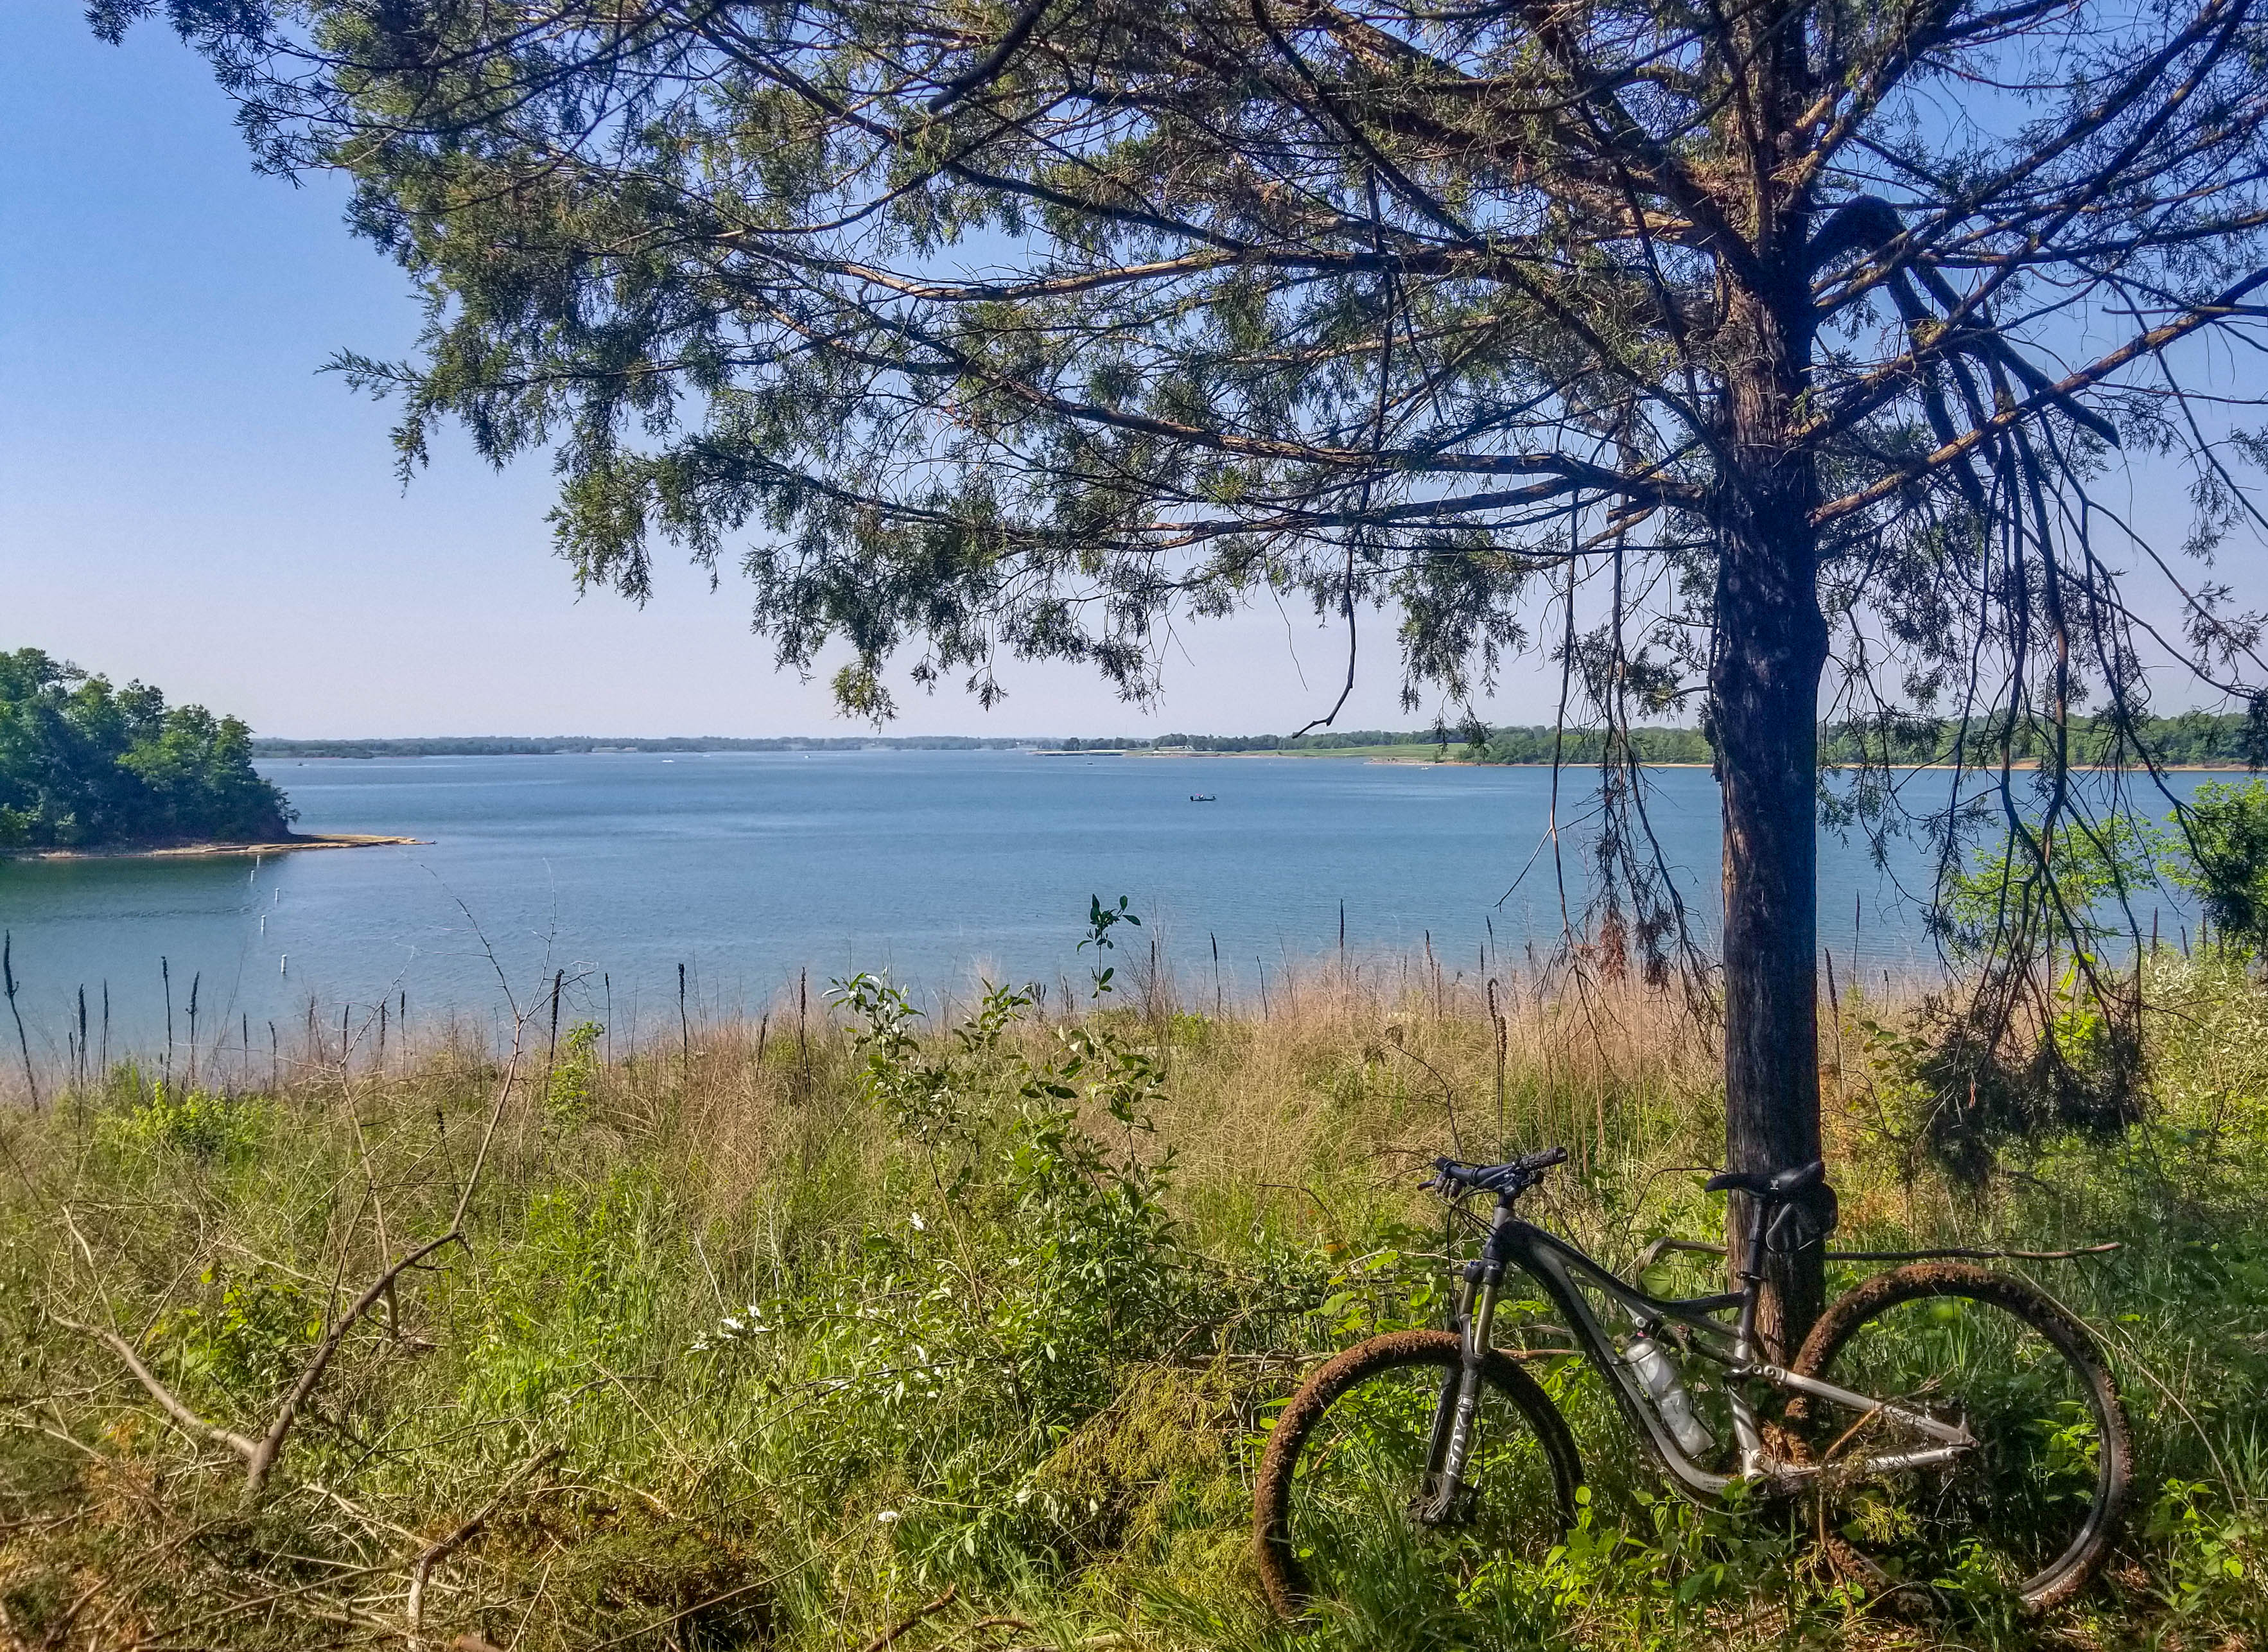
[{"x1": 1730, "y1": 1195, "x2": 1772, "y2": 1366}]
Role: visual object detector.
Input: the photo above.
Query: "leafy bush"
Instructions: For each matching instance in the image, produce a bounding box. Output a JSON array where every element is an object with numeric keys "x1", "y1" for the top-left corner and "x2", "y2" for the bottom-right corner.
[
  {"x1": 96, "y1": 1081, "x2": 266, "y2": 1165},
  {"x1": 546, "y1": 1021, "x2": 604, "y2": 1119},
  {"x1": 742, "y1": 971, "x2": 1232, "y2": 1586},
  {"x1": 2148, "y1": 1479, "x2": 2263, "y2": 1626},
  {"x1": 146, "y1": 1267, "x2": 317, "y2": 1412},
  {"x1": 2168, "y1": 777, "x2": 2268, "y2": 955}
]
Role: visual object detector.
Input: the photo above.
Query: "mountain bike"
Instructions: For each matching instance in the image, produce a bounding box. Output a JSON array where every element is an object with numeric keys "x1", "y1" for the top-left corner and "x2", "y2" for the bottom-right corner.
[{"x1": 1253, "y1": 1148, "x2": 2133, "y2": 1616}]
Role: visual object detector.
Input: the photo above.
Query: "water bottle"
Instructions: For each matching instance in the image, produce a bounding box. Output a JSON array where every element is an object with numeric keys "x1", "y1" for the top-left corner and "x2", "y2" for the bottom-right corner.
[{"x1": 1623, "y1": 1335, "x2": 1714, "y2": 1457}]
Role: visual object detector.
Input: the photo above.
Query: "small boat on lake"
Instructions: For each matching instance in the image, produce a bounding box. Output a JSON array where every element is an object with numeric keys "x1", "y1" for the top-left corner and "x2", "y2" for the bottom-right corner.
[{"x1": 1189, "y1": 793, "x2": 1218, "y2": 802}]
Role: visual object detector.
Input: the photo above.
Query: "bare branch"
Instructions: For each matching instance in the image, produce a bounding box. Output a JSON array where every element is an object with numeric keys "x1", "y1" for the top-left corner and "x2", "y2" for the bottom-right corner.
[
  {"x1": 405, "y1": 1445, "x2": 564, "y2": 1642},
  {"x1": 244, "y1": 1231, "x2": 465, "y2": 1495},
  {"x1": 48, "y1": 1314, "x2": 262, "y2": 1464}
]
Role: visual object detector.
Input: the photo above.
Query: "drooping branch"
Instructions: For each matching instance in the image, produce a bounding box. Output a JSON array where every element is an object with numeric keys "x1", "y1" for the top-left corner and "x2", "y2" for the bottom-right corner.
[{"x1": 1813, "y1": 265, "x2": 2268, "y2": 524}]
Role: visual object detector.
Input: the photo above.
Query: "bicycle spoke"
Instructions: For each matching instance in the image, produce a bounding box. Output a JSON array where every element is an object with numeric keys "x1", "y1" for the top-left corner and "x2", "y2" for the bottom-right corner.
[
  {"x1": 1790, "y1": 1268, "x2": 2129, "y2": 1610},
  {"x1": 1256, "y1": 1331, "x2": 1580, "y2": 1614}
]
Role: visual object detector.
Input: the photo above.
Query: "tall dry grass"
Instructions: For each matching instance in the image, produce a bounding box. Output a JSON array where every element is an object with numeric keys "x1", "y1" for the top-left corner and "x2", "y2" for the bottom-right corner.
[{"x1": 0, "y1": 950, "x2": 2260, "y2": 1652}]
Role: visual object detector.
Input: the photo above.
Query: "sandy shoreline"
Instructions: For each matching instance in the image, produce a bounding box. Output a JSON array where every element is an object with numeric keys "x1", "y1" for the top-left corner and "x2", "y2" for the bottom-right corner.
[{"x1": 4, "y1": 833, "x2": 425, "y2": 864}]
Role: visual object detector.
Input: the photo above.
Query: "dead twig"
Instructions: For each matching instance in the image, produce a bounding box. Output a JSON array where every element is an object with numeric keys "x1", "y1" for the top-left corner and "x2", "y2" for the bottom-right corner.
[
  {"x1": 52, "y1": 1231, "x2": 460, "y2": 1495},
  {"x1": 62, "y1": 1030, "x2": 527, "y2": 1499},
  {"x1": 49, "y1": 1314, "x2": 261, "y2": 1463},
  {"x1": 138, "y1": 1559, "x2": 398, "y2": 1641},
  {"x1": 858, "y1": 1585, "x2": 958, "y2": 1652},
  {"x1": 15, "y1": 1576, "x2": 104, "y2": 1651},
  {"x1": 245, "y1": 1231, "x2": 464, "y2": 1493},
  {"x1": 406, "y1": 1445, "x2": 564, "y2": 1644},
  {"x1": 3, "y1": 933, "x2": 37, "y2": 1112},
  {"x1": 943, "y1": 1616, "x2": 1036, "y2": 1647}
]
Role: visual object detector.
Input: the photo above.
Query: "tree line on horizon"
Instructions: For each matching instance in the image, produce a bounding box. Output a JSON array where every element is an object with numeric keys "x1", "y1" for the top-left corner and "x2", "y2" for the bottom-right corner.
[
  {"x1": 0, "y1": 649, "x2": 293, "y2": 850},
  {"x1": 1076, "y1": 712, "x2": 2268, "y2": 767},
  {"x1": 249, "y1": 734, "x2": 1039, "y2": 757},
  {"x1": 247, "y1": 714, "x2": 2268, "y2": 767}
]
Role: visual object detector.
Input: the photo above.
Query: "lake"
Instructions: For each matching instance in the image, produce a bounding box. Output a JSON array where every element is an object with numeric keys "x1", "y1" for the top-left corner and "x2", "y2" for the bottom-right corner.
[{"x1": 0, "y1": 751, "x2": 2211, "y2": 1064}]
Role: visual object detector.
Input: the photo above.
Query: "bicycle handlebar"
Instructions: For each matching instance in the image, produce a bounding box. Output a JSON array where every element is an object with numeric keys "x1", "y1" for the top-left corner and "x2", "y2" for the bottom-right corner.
[{"x1": 1424, "y1": 1147, "x2": 1569, "y2": 1200}]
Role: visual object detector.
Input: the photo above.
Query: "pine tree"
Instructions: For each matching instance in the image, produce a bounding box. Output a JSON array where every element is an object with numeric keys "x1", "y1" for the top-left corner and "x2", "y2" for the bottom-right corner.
[{"x1": 104, "y1": 0, "x2": 2268, "y2": 1344}]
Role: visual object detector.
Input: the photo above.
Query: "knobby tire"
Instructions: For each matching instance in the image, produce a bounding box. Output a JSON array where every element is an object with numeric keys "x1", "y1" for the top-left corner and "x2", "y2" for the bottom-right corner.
[
  {"x1": 1788, "y1": 1262, "x2": 2133, "y2": 1613},
  {"x1": 1252, "y1": 1328, "x2": 1583, "y2": 1617}
]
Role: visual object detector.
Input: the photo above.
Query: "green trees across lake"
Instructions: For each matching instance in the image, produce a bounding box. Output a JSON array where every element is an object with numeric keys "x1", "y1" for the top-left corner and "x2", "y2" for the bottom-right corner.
[
  {"x1": 1094, "y1": 714, "x2": 2263, "y2": 767},
  {"x1": 0, "y1": 649, "x2": 293, "y2": 850}
]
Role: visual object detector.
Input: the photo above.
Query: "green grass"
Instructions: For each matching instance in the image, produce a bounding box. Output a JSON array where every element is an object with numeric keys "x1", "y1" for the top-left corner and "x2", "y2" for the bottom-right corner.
[{"x1": 1, "y1": 950, "x2": 2263, "y2": 1651}]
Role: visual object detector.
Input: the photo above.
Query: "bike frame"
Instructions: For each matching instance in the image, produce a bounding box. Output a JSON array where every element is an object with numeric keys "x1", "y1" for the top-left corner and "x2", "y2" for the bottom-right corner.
[{"x1": 1420, "y1": 1189, "x2": 1975, "y2": 1515}]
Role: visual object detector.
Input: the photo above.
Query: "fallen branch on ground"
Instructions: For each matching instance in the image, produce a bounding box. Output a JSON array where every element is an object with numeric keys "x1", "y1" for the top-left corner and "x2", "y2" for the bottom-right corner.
[
  {"x1": 50, "y1": 1315, "x2": 261, "y2": 1463},
  {"x1": 406, "y1": 1445, "x2": 564, "y2": 1644},
  {"x1": 857, "y1": 1585, "x2": 957, "y2": 1652},
  {"x1": 58, "y1": 1035, "x2": 527, "y2": 1498}
]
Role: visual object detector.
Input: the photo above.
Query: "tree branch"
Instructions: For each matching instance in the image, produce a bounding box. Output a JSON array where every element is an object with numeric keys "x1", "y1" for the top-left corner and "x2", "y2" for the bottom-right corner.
[
  {"x1": 244, "y1": 1231, "x2": 466, "y2": 1494},
  {"x1": 405, "y1": 1445, "x2": 563, "y2": 1642},
  {"x1": 48, "y1": 1315, "x2": 262, "y2": 1463},
  {"x1": 64, "y1": 1029, "x2": 528, "y2": 1499},
  {"x1": 1811, "y1": 265, "x2": 2268, "y2": 524}
]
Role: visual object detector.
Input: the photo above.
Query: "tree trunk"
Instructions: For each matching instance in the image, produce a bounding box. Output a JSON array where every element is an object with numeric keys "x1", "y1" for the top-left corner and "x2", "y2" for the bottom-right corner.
[
  {"x1": 1713, "y1": 288, "x2": 1829, "y2": 1358},
  {"x1": 1691, "y1": 0, "x2": 1831, "y2": 1360}
]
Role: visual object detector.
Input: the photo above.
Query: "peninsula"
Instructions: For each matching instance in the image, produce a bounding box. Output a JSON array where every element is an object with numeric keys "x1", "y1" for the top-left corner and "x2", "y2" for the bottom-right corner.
[
  {"x1": 0, "y1": 647, "x2": 372, "y2": 858},
  {"x1": 8, "y1": 832, "x2": 423, "y2": 862}
]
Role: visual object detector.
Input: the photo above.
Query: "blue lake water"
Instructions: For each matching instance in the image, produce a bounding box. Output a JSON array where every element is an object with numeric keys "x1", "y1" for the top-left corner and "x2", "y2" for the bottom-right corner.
[{"x1": 0, "y1": 751, "x2": 2211, "y2": 1064}]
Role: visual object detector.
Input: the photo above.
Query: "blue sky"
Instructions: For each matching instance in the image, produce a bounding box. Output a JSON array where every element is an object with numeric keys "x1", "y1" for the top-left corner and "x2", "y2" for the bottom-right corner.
[
  {"x1": 1, "y1": 3, "x2": 1465, "y2": 737},
  {"x1": 0, "y1": 3, "x2": 2249, "y2": 739}
]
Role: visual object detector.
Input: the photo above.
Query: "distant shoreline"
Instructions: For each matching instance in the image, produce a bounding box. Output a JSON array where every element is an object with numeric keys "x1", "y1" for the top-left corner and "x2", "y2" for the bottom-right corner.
[
  {"x1": 250, "y1": 712, "x2": 2268, "y2": 773},
  {"x1": 254, "y1": 741, "x2": 2264, "y2": 773},
  {"x1": 4, "y1": 833, "x2": 424, "y2": 864},
  {"x1": 1112, "y1": 748, "x2": 2258, "y2": 772}
]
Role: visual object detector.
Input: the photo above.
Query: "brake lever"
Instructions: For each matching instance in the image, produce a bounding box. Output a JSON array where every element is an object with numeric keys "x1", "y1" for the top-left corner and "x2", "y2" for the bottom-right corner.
[{"x1": 1420, "y1": 1156, "x2": 1456, "y2": 1197}]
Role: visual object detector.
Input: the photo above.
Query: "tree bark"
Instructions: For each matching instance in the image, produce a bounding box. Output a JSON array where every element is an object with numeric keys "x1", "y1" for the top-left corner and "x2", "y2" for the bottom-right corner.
[{"x1": 1713, "y1": 278, "x2": 1830, "y2": 1359}]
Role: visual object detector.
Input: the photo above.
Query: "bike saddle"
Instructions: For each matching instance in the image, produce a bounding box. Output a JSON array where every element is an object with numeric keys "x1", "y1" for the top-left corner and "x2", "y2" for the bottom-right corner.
[
  {"x1": 1704, "y1": 1157, "x2": 1825, "y2": 1200},
  {"x1": 1427, "y1": 1147, "x2": 1569, "y2": 1199}
]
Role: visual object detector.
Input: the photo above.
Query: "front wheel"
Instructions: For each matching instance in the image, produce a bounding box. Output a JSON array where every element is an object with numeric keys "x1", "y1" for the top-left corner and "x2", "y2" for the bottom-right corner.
[
  {"x1": 1787, "y1": 1263, "x2": 2132, "y2": 1613},
  {"x1": 1253, "y1": 1329, "x2": 1583, "y2": 1617}
]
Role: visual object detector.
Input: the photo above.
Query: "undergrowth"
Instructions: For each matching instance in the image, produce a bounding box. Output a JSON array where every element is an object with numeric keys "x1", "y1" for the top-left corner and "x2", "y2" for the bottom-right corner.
[{"x1": 1, "y1": 931, "x2": 2263, "y2": 1651}]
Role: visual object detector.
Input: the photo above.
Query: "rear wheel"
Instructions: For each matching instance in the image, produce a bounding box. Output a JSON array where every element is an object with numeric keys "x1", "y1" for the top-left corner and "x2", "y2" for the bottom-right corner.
[
  {"x1": 1786, "y1": 1264, "x2": 2131, "y2": 1613},
  {"x1": 1253, "y1": 1329, "x2": 1582, "y2": 1617}
]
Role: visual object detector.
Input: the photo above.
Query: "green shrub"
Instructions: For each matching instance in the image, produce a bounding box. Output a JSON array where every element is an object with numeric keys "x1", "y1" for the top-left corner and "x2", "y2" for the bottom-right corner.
[
  {"x1": 2168, "y1": 777, "x2": 2268, "y2": 955},
  {"x1": 96, "y1": 1082, "x2": 265, "y2": 1165},
  {"x1": 546, "y1": 1020, "x2": 604, "y2": 1118}
]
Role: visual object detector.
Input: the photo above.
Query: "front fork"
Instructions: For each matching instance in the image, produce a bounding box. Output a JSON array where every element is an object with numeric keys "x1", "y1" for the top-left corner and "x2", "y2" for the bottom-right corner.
[{"x1": 1415, "y1": 1202, "x2": 1511, "y2": 1524}]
